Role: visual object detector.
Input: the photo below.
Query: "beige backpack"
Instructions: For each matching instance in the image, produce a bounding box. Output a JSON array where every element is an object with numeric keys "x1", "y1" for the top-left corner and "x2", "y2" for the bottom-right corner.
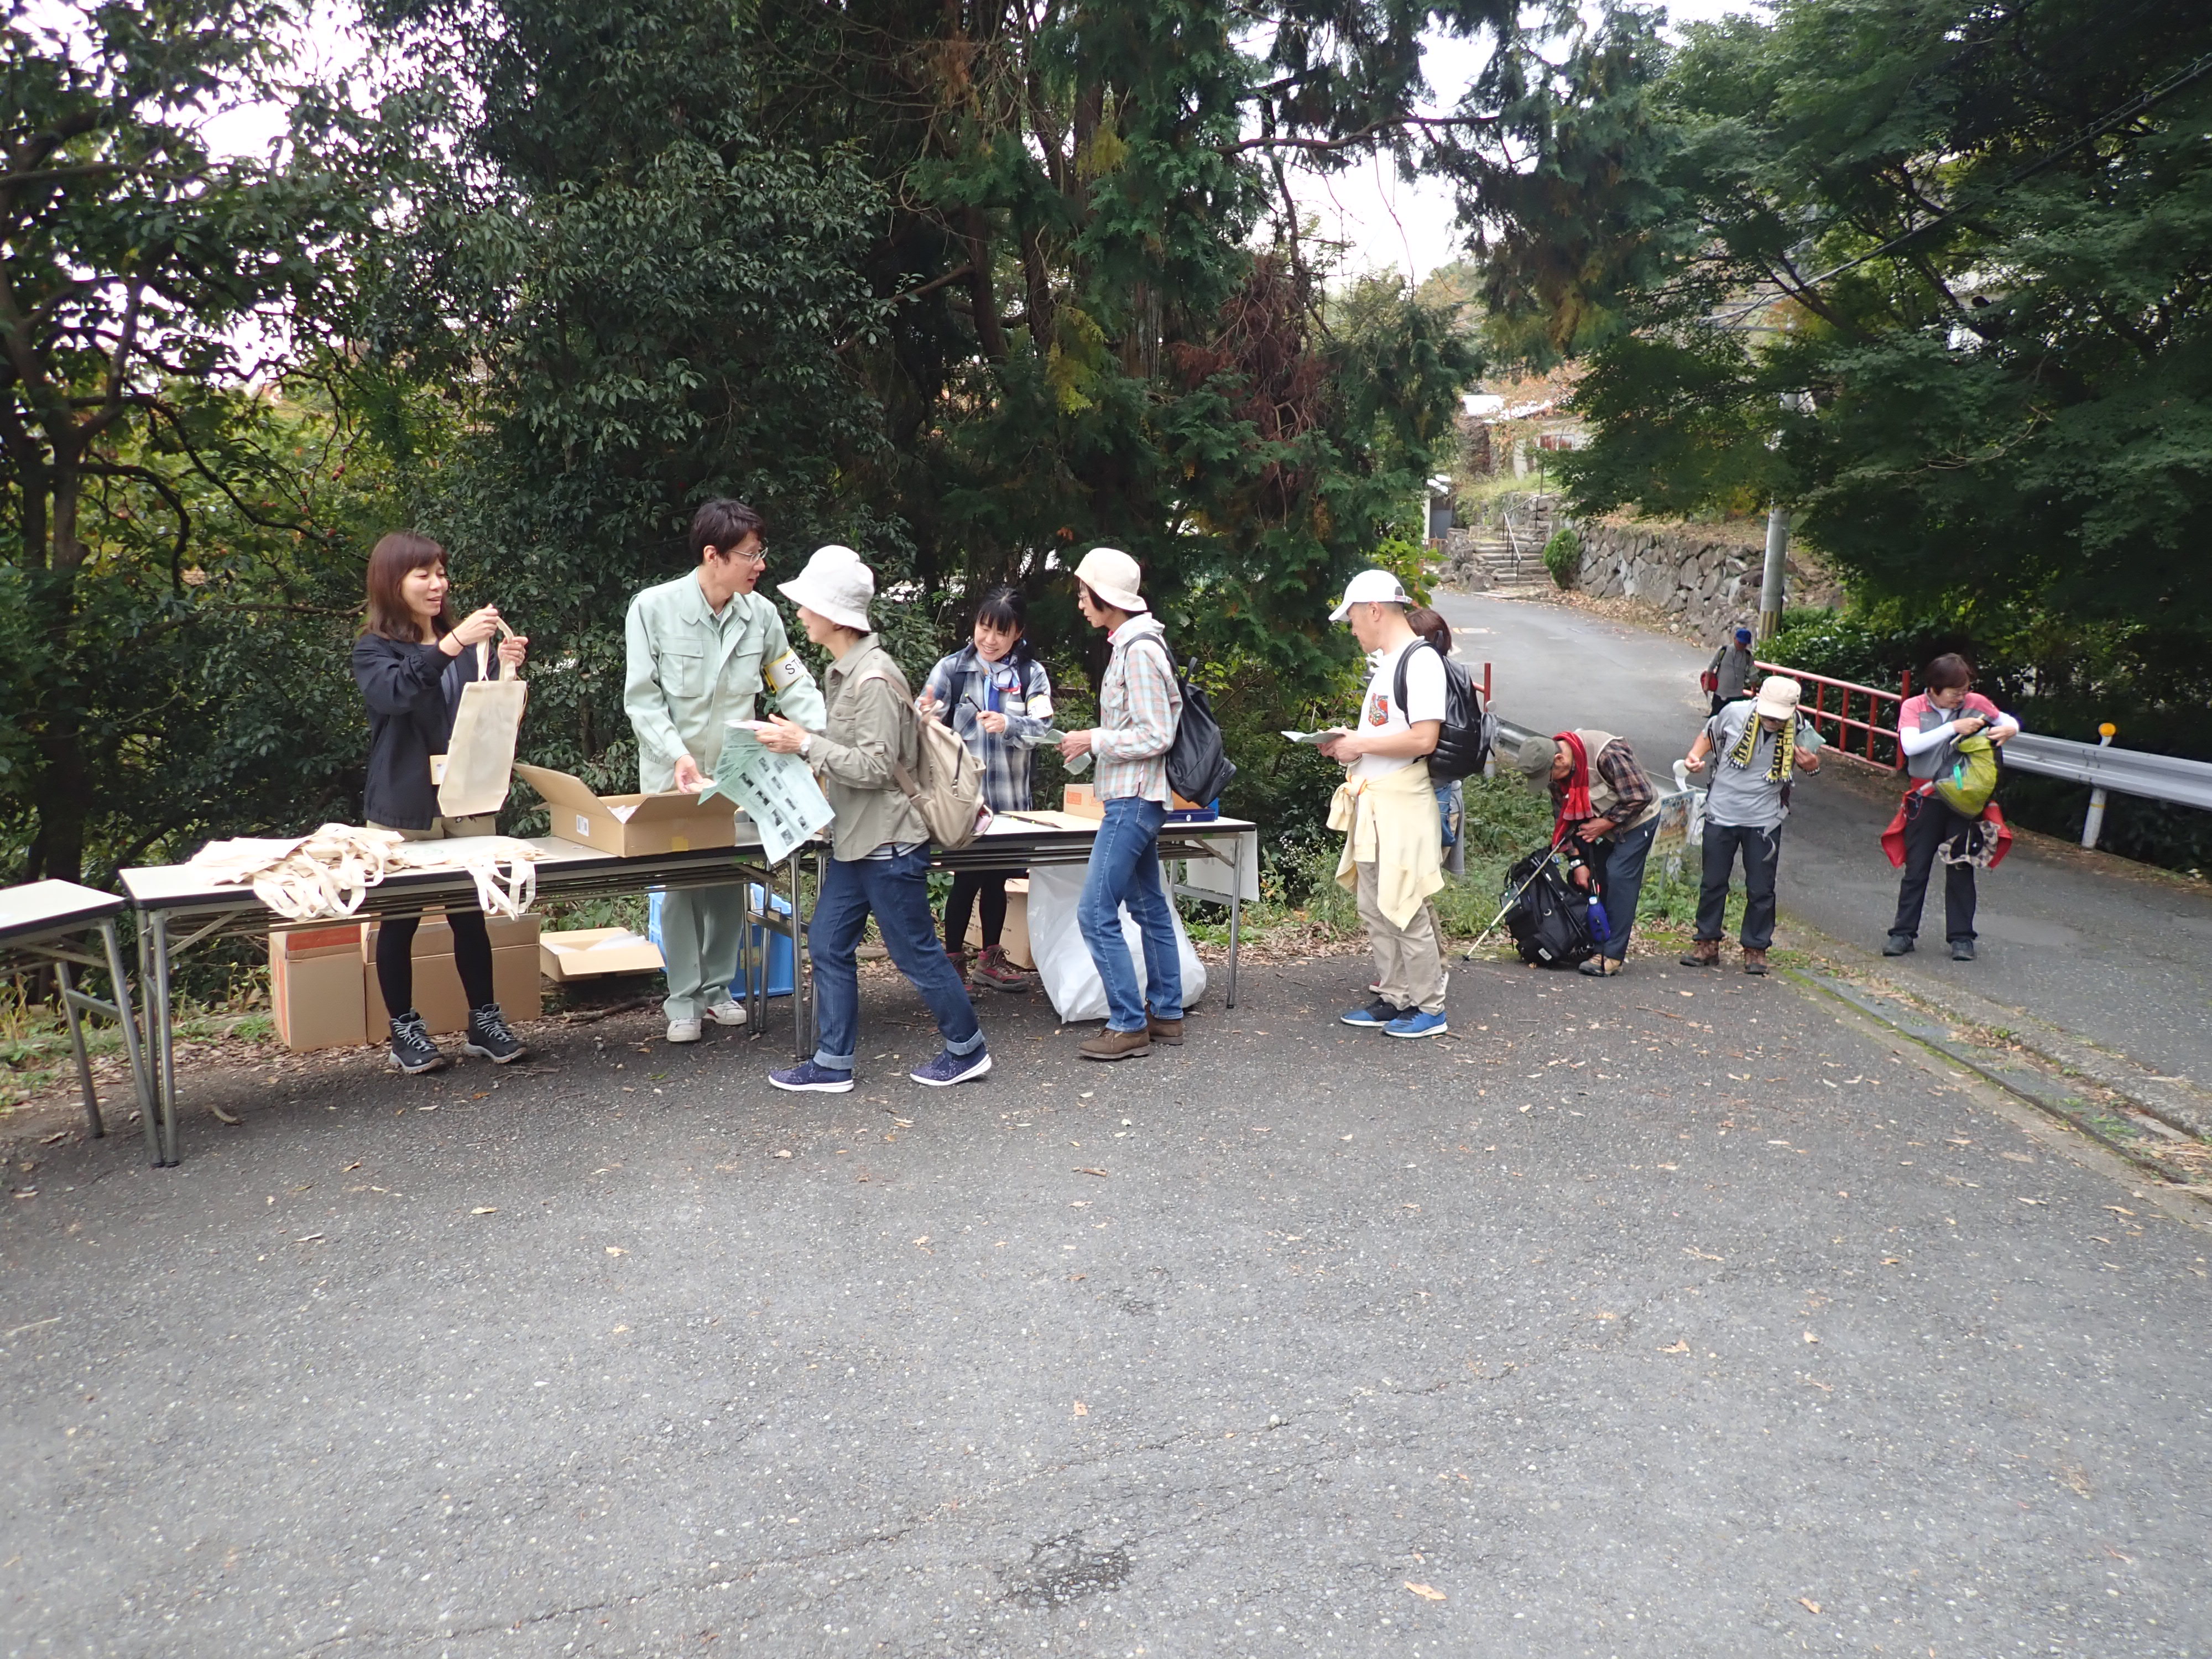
[{"x1": 857, "y1": 669, "x2": 987, "y2": 849}]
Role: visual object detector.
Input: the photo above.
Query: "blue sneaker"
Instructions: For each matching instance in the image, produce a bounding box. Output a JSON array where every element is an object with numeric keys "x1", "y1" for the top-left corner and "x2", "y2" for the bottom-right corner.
[
  {"x1": 1339, "y1": 998, "x2": 1401, "y2": 1029},
  {"x1": 1385, "y1": 1009, "x2": 1448, "y2": 1040},
  {"x1": 768, "y1": 1060, "x2": 854, "y2": 1093},
  {"x1": 911, "y1": 1047, "x2": 992, "y2": 1087}
]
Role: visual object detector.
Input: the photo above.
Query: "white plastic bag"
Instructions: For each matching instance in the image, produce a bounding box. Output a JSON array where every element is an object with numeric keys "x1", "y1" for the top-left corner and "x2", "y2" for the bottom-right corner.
[{"x1": 1026, "y1": 860, "x2": 1207, "y2": 1024}]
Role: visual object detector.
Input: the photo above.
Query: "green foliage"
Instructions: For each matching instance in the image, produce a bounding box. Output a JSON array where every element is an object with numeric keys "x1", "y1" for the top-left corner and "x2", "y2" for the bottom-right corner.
[
  {"x1": 1541, "y1": 526, "x2": 1581, "y2": 588},
  {"x1": 0, "y1": 2, "x2": 392, "y2": 881}
]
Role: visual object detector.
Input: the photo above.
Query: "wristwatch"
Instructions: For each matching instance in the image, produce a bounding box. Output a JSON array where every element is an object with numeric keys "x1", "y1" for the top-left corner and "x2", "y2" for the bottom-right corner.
[{"x1": 799, "y1": 733, "x2": 813, "y2": 759}]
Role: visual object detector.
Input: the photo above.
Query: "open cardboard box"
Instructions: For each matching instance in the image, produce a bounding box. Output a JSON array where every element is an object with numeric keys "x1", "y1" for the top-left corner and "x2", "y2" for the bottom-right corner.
[
  {"x1": 540, "y1": 927, "x2": 666, "y2": 983},
  {"x1": 515, "y1": 763, "x2": 744, "y2": 857}
]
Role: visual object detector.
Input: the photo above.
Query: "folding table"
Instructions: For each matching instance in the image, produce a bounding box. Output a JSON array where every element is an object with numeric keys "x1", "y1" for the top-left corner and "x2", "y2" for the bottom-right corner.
[{"x1": 0, "y1": 880, "x2": 153, "y2": 1155}]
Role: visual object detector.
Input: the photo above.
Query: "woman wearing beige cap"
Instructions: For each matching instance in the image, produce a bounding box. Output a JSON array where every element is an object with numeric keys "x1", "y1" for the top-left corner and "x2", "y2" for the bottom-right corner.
[
  {"x1": 753, "y1": 545, "x2": 990, "y2": 1092},
  {"x1": 1057, "y1": 547, "x2": 1185, "y2": 1060},
  {"x1": 1680, "y1": 674, "x2": 1824, "y2": 974}
]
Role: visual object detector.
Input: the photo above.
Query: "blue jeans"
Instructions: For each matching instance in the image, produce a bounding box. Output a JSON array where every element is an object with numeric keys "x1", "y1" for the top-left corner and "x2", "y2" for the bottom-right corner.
[
  {"x1": 1588, "y1": 816, "x2": 1658, "y2": 964},
  {"x1": 808, "y1": 848, "x2": 984, "y2": 1072},
  {"x1": 1078, "y1": 796, "x2": 1182, "y2": 1031}
]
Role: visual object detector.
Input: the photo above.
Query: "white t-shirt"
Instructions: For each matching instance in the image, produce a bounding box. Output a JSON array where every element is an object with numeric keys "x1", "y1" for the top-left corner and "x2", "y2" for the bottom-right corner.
[{"x1": 1351, "y1": 638, "x2": 1448, "y2": 781}]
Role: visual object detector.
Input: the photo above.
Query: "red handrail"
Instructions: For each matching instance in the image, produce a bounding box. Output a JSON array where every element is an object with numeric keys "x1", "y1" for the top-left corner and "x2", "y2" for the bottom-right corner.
[{"x1": 1754, "y1": 660, "x2": 1913, "y2": 770}]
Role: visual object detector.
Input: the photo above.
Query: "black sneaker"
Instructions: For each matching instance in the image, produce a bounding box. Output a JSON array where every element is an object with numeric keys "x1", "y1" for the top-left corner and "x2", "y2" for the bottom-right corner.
[
  {"x1": 1950, "y1": 939, "x2": 1976, "y2": 962},
  {"x1": 463, "y1": 1003, "x2": 528, "y2": 1065},
  {"x1": 388, "y1": 1011, "x2": 447, "y2": 1074},
  {"x1": 1882, "y1": 933, "x2": 1915, "y2": 956}
]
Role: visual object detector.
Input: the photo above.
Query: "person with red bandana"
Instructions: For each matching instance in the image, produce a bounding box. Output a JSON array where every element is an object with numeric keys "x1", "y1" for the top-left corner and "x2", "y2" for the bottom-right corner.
[{"x1": 1513, "y1": 728, "x2": 1660, "y2": 977}]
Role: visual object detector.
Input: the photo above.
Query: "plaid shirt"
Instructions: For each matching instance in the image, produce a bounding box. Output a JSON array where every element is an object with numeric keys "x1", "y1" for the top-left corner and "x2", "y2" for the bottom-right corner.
[
  {"x1": 922, "y1": 645, "x2": 1055, "y2": 814},
  {"x1": 1552, "y1": 732, "x2": 1658, "y2": 837},
  {"x1": 1093, "y1": 616, "x2": 1182, "y2": 804}
]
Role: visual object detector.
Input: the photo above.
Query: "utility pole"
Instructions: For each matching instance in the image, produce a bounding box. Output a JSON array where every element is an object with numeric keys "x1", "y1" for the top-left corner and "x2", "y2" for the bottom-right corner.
[{"x1": 1758, "y1": 504, "x2": 1791, "y2": 640}]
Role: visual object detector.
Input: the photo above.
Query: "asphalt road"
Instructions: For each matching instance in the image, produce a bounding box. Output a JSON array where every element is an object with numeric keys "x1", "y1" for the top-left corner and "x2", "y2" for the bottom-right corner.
[
  {"x1": 6, "y1": 961, "x2": 2209, "y2": 1656},
  {"x1": 1436, "y1": 588, "x2": 2212, "y2": 1083}
]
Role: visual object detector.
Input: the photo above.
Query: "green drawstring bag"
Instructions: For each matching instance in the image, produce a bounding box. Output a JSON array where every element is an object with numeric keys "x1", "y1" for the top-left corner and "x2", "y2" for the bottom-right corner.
[{"x1": 1936, "y1": 732, "x2": 1999, "y2": 818}]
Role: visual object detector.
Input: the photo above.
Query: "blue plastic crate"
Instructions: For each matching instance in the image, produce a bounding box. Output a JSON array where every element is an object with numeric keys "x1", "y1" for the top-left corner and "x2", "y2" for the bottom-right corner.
[{"x1": 646, "y1": 884, "x2": 794, "y2": 998}]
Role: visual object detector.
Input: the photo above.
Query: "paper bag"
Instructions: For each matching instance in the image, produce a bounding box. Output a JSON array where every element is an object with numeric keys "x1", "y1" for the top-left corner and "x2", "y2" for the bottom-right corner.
[{"x1": 437, "y1": 641, "x2": 528, "y2": 818}]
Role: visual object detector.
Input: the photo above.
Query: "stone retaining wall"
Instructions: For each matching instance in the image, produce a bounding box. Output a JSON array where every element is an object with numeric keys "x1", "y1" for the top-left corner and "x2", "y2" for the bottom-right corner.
[{"x1": 1563, "y1": 515, "x2": 1842, "y2": 635}]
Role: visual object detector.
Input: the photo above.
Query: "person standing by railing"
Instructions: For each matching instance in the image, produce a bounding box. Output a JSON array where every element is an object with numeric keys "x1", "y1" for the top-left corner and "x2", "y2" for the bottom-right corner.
[{"x1": 1885, "y1": 653, "x2": 2020, "y2": 962}]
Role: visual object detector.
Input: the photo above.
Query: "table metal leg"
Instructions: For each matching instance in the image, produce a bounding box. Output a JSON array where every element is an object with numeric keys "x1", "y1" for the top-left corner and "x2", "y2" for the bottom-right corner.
[
  {"x1": 789, "y1": 851, "x2": 810, "y2": 1062},
  {"x1": 98, "y1": 920, "x2": 153, "y2": 1151},
  {"x1": 1227, "y1": 832, "x2": 1244, "y2": 1009},
  {"x1": 149, "y1": 913, "x2": 180, "y2": 1167},
  {"x1": 134, "y1": 917, "x2": 163, "y2": 1165},
  {"x1": 54, "y1": 959, "x2": 103, "y2": 1139}
]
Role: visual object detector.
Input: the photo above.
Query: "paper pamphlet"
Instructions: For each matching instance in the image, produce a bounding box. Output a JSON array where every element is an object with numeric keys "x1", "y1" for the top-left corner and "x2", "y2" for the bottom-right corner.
[
  {"x1": 1281, "y1": 728, "x2": 1350, "y2": 745},
  {"x1": 701, "y1": 725, "x2": 834, "y2": 864}
]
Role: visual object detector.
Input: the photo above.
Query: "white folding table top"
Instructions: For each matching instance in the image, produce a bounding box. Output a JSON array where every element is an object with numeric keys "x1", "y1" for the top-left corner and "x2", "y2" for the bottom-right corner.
[{"x1": 0, "y1": 879, "x2": 126, "y2": 943}]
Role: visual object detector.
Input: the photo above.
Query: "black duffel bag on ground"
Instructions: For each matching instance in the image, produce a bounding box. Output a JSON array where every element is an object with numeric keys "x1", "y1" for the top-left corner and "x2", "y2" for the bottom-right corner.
[{"x1": 1500, "y1": 843, "x2": 1597, "y2": 968}]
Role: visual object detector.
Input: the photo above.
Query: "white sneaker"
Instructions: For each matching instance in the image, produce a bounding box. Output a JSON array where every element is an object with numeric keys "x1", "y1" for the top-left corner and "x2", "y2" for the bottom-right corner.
[
  {"x1": 666, "y1": 1018, "x2": 703, "y2": 1044},
  {"x1": 705, "y1": 999, "x2": 748, "y2": 1027}
]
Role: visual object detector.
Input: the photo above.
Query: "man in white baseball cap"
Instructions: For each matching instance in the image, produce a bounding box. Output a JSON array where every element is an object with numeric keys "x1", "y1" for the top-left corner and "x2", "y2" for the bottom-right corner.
[
  {"x1": 1317, "y1": 568, "x2": 1449, "y2": 1038},
  {"x1": 1057, "y1": 546, "x2": 1185, "y2": 1060},
  {"x1": 1680, "y1": 672, "x2": 1823, "y2": 974}
]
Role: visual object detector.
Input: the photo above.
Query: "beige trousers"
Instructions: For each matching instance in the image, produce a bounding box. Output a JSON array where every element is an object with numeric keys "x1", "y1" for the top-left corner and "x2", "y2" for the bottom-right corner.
[{"x1": 1355, "y1": 860, "x2": 1446, "y2": 1015}]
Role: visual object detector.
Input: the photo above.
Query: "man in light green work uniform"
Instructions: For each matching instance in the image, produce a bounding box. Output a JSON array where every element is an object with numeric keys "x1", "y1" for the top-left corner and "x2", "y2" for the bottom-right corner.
[{"x1": 625, "y1": 498, "x2": 827, "y2": 1042}]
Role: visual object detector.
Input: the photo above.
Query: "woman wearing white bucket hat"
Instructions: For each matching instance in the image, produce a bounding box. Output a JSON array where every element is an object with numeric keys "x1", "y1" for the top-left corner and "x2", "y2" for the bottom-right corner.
[
  {"x1": 1680, "y1": 672, "x2": 1824, "y2": 974},
  {"x1": 1057, "y1": 547, "x2": 1185, "y2": 1060},
  {"x1": 753, "y1": 545, "x2": 991, "y2": 1092}
]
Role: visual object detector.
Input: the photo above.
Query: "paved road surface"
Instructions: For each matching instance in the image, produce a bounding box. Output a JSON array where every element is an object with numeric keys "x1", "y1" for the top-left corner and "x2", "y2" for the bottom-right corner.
[
  {"x1": 1436, "y1": 588, "x2": 2212, "y2": 1082},
  {"x1": 5, "y1": 968, "x2": 2209, "y2": 1656}
]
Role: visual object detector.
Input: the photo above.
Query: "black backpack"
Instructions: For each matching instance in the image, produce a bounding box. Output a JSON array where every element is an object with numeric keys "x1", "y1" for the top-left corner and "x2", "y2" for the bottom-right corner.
[
  {"x1": 1139, "y1": 641, "x2": 1236, "y2": 806},
  {"x1": 1393, "y1": 640, "x2": 1496, "y2": 782},
  {"x1": 1500, "y1": 844, "x2": 1597, "y2": 968}
]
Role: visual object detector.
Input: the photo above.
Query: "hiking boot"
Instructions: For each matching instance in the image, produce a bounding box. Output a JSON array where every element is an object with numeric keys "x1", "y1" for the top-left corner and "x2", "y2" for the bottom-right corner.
[
  {"x1": 969, "y1": 945, "x2": 1034, "y2": 993},
  {"x1": 387, "y1": 1011, "x2": 447, "y2": 1075},
  {"x1": 1741, "y1": 948, "x2": 1770, "y2": 977},
  {"x1": 1578, "y1": 956, "x2": 1624, "y2": 977},
  {"x1": 945, "y1": 947, "x2": 972, "y2": 980},
  {"x1": 463, "y1": 1003, "x2": 527, "y2": 1064},
  {"x1": 705, "y1": 998, "x2": 748, "y2": 1027},
  {"x1": 1882, "y1": 933, "x2": 1915, "y2": 956},
  {"x1": 1680, "y1": 940, "x2": 1721, "y2": 968},
  {"x1": 1951, "y1": 938, "x2": 1977, "y2": 962},
  {"x1": 1147, "y1": 1015, "x2": 1185, "y2": 1046},
  {"x1": 768, "y1": 1060, "x2": 854, "y2": 1093},
  {"x1": 1079, "y1": 1026, "x2": 1151, "y2": 1062},
  {"x1": 911, "y1": 1047, "x2": 992, "y2": 1087},
  {"x1": 1339, "y1": 998, "x2": 1400, "y2": 1029}
]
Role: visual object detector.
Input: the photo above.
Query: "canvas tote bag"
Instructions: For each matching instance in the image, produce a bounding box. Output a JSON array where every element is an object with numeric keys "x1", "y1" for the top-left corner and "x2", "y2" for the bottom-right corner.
[{"x1": 435, "y1": 629, "x2": 528, "y2": 819}]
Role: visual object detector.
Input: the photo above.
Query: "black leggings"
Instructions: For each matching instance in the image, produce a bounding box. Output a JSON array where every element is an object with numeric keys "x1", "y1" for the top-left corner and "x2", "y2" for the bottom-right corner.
[
  {"x1": 943, "y1": 870, "x2": 1010, "y2": 953},
  {"x1": 376, "y1": 910, "x2": 494, "y2": 1019}
]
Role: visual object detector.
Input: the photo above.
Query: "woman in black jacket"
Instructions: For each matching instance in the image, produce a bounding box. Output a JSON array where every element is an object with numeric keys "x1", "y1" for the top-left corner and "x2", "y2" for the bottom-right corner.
[{"x1": 350, "y1": 531, "x2": 530, "y2": 1073}]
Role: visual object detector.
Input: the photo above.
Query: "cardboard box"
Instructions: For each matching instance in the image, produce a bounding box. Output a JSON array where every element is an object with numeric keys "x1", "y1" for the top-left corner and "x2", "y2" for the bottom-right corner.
[
  {"x1": 361, "y1": 916, "x2": 542, "y2": 1037},
  {"x1": 515, "y1": 763, "x2": 744, "y2": 856},
  {"x1": 540, "y1": 926, "x2": 666, "y2": 983},
  {"x1": 1063, "y1": 782, "x2": 1103, "y2": 821},
  {"x1": 270, "y1": 924, "x2": 368, "y2": 1051},
  {"x1": 961, "y1": 877, "x2": 1033, "y2": 969}
]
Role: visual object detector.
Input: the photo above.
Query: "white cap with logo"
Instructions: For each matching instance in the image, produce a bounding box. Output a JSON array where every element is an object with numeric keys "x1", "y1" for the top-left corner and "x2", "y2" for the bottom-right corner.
[{"x1": 1329, "y1": 568, "x2": 1413, "y2": 622}]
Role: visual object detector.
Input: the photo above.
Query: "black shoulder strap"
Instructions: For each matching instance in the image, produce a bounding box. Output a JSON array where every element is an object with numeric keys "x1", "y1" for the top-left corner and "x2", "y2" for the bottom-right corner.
[{"x1": 1393, "y1": 638, "x2": 1441, "y2": 716}]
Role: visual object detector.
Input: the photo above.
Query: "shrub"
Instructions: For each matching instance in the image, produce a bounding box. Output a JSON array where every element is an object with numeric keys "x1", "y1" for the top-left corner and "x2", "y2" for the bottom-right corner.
[{"x1": 1541, "y1": 526, "x2": 1581, "y2": 588}]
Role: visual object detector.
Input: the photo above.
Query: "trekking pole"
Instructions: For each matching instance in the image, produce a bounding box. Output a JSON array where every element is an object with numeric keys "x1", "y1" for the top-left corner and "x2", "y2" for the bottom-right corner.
[{"x1": 1462, "y1": 825, "x2": 1571, "y2": 961}]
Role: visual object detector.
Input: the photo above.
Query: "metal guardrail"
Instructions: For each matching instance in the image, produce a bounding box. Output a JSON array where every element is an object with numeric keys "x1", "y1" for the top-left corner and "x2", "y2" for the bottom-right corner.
[{"x1": 2001, "y1": 733, "x2": 2212, "y2": 813}]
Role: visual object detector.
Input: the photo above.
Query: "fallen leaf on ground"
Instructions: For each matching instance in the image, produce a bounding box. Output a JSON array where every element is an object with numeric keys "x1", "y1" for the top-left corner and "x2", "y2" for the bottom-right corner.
[
  {"x1": 1074, "y1": 1167, "x2": 1109, "y2": 1177},
  {"x1": 605, "y1": 1246, "x2": 627, "y2": 1256},
  {"x1": 1798, "y1": 1598, "x2": 1822, "y2": 1614},
  {"x1": 210, "y1": 1104, "x2": 241, "y2": 1125},
  {"x1": 1072, "y1": 1401, "x2": 1088, "y2": 1417},
  {"x1": 1683, "y1": 1248, "x2": 1722, "y2": 1261},
  {"x1": 1405, "y1": 1583, "x2": 1446, "y2": 1601},
  {"x1": 1659, "y1": 1339, "x2": 1691, "y2": 1354},
  {"x1": 472, "y1": 1207, "x2": 497, "y2": 1215},
  {"x1": 773, "y1": 1150, "x2": 792, "y2": 1159},
  {"x1": 1803, "y1": 1331, "x2": 1820, "y2": 1344}
]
